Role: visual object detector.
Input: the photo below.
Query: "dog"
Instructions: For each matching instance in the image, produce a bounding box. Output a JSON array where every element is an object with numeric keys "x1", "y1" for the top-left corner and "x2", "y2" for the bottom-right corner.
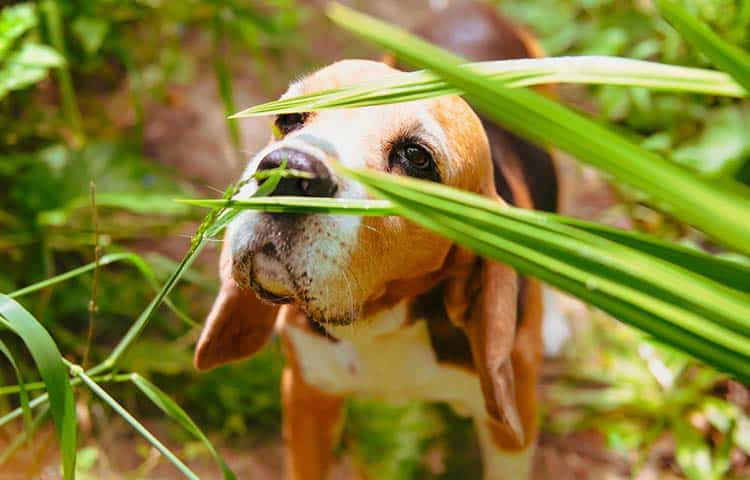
[{"x1": 194, "y1": 3, "x2": 558, "y2": 479}]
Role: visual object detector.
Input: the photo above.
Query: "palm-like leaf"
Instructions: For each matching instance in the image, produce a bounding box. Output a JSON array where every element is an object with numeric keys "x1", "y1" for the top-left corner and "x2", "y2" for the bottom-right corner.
[{"x1": 235, "y1": 56, "x2": 745, "y2": 117}]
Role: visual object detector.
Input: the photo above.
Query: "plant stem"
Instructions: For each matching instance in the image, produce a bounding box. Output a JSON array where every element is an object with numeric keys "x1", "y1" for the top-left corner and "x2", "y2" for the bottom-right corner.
[{"x1": 41, "y1": 0, "x2": 85, "y2": 146}]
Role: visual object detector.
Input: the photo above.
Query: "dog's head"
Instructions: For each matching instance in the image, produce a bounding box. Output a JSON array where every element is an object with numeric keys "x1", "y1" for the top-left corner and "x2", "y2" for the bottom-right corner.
[
  {"x1": 235, "y1": 60, "x2": 494, "y2": 322},
  {"x1": 195, "y1": 59, "x2": 527, "y2": 444}
]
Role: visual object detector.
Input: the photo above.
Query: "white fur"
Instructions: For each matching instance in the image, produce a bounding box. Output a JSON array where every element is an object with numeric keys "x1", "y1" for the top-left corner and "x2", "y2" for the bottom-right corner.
[{"x1": 281, "y1": 302, "x2": 534, "y2": 479}]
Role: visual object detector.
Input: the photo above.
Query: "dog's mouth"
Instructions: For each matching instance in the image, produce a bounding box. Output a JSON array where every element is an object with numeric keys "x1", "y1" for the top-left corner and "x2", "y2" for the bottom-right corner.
[{"x1": 234, "y1": 242, "x2": 296, "y2": 305}]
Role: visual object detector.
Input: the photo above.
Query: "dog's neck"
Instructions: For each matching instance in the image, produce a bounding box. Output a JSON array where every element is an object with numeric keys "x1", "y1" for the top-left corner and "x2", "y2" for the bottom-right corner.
[{"x1": 326, "y1": 299, "x2": 410, "y2": 341}]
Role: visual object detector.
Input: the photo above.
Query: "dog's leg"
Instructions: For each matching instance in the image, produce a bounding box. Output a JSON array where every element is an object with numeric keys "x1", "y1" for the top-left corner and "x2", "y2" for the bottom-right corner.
[
  {"x1": 281, "y1": 365, "x2": 345, "y2": 480},
  {"x1": 475, "y1": 422, "x2": 535, "y2": 480}
]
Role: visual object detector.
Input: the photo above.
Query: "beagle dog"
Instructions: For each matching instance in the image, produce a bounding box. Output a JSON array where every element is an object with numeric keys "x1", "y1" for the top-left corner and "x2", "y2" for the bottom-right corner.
[{"x1": 194, "y1": 3, "x2": 558, "y2": 479}]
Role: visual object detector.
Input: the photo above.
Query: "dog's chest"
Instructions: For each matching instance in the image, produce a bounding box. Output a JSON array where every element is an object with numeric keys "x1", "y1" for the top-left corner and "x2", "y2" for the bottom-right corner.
[{"x1": 281, "y1": 302, "x2": 484, "y2": 415}]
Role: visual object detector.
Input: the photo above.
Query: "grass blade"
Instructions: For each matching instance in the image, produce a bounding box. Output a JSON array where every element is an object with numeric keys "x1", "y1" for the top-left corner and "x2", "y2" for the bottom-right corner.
[
  {"x1": 177, "y1": 197, "x2": 394, "y2": 216},
  {"x1": 550, "y1": 217, "x2": 750, "y2": 291},
  {"x1": 8, "y1": 251, "x2": 196, "y2": 327},
  {"x1": 656, "y1": 0, "x2": 750, "y2": 94},
  {"x1": 0, "y1": 339, "x2": 33, "y2": 447},
  {"x1": 325, "y1": 3, "x2": 750, "y2": 255},
  {"x1": 76, "y1": 370, "x2": 199, "y2": 480},
  {"x1": 235, "y1": 56, "x2": 746, "y2": 117},
  {"x1": 40, "y1": 0, "x2": 84, "y2": 145},
  {"x1": 342, "y1": 168, "x2": 750, "y2": 331},
  {"x1": 0, "y1": 294, "x2": 76, "y2": 479},
  {"x1": 132, "y1": 374, "x2": 236, "y2": 480},
  {"x1": 213, "y1": 14, "x2": 243, "y2": 157},
  {"x1": 396, "y1": 200, "x2": 750, "y2": 381},
  {"x1": 180, "y1": 196, "x2": 749, "y2": 292},
  {"x1": 330, "y1": 168, "x2": 750, "y2": 380}
]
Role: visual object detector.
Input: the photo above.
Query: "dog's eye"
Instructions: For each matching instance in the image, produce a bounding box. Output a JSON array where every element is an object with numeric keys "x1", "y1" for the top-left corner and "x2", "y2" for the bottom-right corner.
[
  {"x1": 402, "y1": 144, "x2": 431, "y2": 168},
  {"x1": 389, "y1": 142, "x2": 439, "y2": 182},
  {"x1": 274, "y1": 113, "x2": 308, "y2": 136}
]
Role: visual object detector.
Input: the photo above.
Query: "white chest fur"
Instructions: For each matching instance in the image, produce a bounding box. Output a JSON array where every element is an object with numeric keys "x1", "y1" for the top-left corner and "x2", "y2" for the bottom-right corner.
[
  {"x1": 281, "y1": 302, "x2": 484, "y2": 415},
  {"x1": 280, "y1": 301, "x2": 534, "y2": 480}
]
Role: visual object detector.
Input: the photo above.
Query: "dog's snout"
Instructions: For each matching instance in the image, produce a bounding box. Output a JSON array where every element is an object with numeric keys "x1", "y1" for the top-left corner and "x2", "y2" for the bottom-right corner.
[{"x1": 257, "y1": 148, "x2": 337, "y2": 197}]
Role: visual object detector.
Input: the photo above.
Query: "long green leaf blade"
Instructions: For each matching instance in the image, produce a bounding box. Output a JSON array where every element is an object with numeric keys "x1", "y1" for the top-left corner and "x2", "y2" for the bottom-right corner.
[
  {"x1": 179, "y1": 196, "x2": 750, "y2": 292},
  {"x1": 331, "y1": 168, "x2": 750, "y2": 380},
  {"x1": 342, "y1": 168, "x2": 750, "y2": 333},
  {"x1": 132, "y1": 375, "x2": 236, "y2": 480},
  {"x1": 77, "y1": 371, "x2": 199, "y2": 480},
  {"x1": 0, "y1": 294, "x2": 77, "y2": 479},
  {"x1": 656, "y1": 0, "x2": 750, "y2": 94},
  {"x1": 235, "y1": 56, "x2": 746, "y2": 117}
]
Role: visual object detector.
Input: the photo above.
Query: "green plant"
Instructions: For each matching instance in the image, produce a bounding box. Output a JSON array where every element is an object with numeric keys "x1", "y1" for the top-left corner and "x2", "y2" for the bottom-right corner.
[
  {"x1": 0, "y1": 3, "x2": 64, "y2": 101},
  {"x1": 0, "y1": 165, "x2": 294, "y2": 478},
  {"x1": 546, "y1": 313, "x2": 750, "y2": 480}
]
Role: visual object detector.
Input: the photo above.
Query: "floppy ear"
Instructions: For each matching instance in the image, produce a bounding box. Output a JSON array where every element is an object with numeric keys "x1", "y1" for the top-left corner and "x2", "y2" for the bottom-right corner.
[
  {"x1": 444, "y1": 251, "x2": 525, "y2": 447},
  {"x1": 194, "y1": 235, "x2": 279, "y2": 371}
]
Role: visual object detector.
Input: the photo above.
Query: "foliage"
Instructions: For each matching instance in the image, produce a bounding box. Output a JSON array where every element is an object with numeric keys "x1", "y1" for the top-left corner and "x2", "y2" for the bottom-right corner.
[
  {"x1": 547, "y1": 313, "x2": 750, "y2": 480},
  {"x1": 1, "y1": 1, "x2": 749, "y2": 479},
  {"x1": 498, "y1": 0, "x2": 750, "y2": 181},
  {"x1": 0, "y1": 4, "x2": 64, "y2": 100}
]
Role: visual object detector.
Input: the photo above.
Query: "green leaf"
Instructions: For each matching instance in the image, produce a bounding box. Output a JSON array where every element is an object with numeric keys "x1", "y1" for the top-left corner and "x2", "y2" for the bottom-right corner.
[
  {"x1": 672, "y1": 107, "x2": 750, "y2": 178},
  {"x1": 177, "y1": 196, "x2": 394, "y2": 216},
  {"x1": 333, "y1": 168, "x2": 750, "y2": 382},
  {"x1": 0, "y1": 294, "x2": 76, "y2": 479},
  {"x1": 76, "y1": 371, "x2": 199, "y2": 480},
  {"x1": 132, "y1": 374, "x2": 236, "y2": 480},
  {"x1": 325, "y1": 3, "x2": 750, "y2": 256},
  {"x1": 8, "y1": 251, "x2": 195, "y2": 328},
  {"x1": 234, "y1": 56, "x2": 746, "y2": 117},
  {"x1": 12, "y1": 42, "x2": 64, "y2": 67},
  {"x1": 0, "y1": 43, "x2": 64, "y2": 99},
  {"x1": 674, "y1": 420, "x2": 716, "y2": 480},
  {"x1": 656, "y1": 0, "x2": 750, "y2": 95},
  {"x1": 180, "y1": 196, "x2": 750, "y2": 293},
  {"x1": 0, "y1": 3, "x2": 37, "y2": 60},
  {"x1": 71, "y1": 16, "x2": 108, "y2": 56}
]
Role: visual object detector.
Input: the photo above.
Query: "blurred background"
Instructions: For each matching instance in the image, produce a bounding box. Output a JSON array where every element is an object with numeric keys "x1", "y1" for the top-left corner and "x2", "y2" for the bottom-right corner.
[{"x1": 1, "y1": 0, "x2": 749, "y2": 478}]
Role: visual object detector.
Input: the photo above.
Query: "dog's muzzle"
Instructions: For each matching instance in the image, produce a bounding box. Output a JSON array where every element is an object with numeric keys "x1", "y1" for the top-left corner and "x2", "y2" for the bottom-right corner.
[{"x1": 229, "y1": 137, "x2": 343, "y2": 302}]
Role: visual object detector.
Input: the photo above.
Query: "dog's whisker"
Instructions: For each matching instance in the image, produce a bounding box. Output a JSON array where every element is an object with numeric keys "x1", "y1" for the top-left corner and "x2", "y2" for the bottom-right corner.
[{"x1": 204, "y1": 185, "x2": 225, "y2": 195}]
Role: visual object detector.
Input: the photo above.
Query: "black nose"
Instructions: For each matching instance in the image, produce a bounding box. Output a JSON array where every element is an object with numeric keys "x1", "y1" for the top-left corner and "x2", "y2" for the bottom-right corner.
[{"x1": 256, "y1": 148, "x2": 337, "y2": 197}]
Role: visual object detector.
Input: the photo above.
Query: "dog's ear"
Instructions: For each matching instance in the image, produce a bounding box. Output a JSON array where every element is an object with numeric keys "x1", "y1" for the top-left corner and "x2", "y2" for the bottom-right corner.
[
  {"x1": 444, "y1": 243, "x2": 525, "y2": 448},
  {"x1": 194, "y1": 236, "x2": 279, "y2": 371}
]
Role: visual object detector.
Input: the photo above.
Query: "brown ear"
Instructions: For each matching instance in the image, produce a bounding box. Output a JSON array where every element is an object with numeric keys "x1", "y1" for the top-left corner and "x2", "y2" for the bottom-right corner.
[
  {"x1": 444, "y1": 252, "x2": 525, "y2": 447},
  {"x1": 194, "y1": 235, "x2": 279, "y2": 371}
]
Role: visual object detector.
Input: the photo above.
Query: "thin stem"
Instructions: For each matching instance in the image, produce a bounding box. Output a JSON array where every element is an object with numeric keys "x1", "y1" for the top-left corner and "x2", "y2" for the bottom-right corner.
[
  {"x1": 75, "y1": 370, "x2": 199, "y2": 480},
  {"x1": 41, "y1": 0, "x2": 84, "y2": 145},
  {"x1": 83, "y1": 182, "x2": 100, "y2": 368},
  {"x1": 0, "y1": 374, "x2": 133, "y2": 397},
  {"x1": 213, "y1": 15, "x2": 242, "y2": 161}
]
